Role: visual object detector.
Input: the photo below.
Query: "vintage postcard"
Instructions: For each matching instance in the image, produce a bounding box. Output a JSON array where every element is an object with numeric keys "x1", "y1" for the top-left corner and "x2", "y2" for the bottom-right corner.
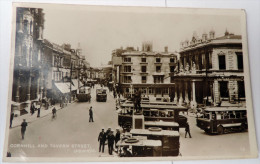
[{"x1": 2, "y1": 2, "x2": 258, "y2": 162}]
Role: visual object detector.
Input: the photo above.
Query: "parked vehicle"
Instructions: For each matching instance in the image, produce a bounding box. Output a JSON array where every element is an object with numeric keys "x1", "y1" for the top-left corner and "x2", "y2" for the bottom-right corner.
[
  {"x1": 117, "y1": 136, "x2": 162, "y2": 157},
  {"x1": 118, "y1": 102, "x2": 188, "y2": 129},
  {"x1": 130, "y1": 128, "x2": 180, "y2": 156},
  {"x1": 196, "y1": 107, "x2": 248, "y2": 134},
  {"x1": 96, "y1": 89, "x2": 107, "y2": 102}
]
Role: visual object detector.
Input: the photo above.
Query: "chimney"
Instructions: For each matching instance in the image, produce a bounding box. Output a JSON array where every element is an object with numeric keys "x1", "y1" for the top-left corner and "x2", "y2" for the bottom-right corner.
[
  {"x1": 202, "y1": 33, "x2": 208, "y2": 42},
  {"x1": 164, "y1": 46, "x2": 168, "y2": 53},
  {"x1": 209, "y1": 30, "x2": 215, "y2": 40}
]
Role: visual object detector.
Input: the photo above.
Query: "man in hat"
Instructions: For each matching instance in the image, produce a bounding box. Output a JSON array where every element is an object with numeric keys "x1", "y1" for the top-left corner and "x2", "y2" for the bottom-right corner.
[
  {"x1": 21, "y1": 119, "x2": 28, "y2": 140},
  {"x1": 52, "y1": 106, "x2": 57, "y2": 119},
  {"x1": 107, "y1": 130, "x2": 115, "y2": 155},
  {"x1": 115, "y1": 128, "x2": 121, "y2": 150},
  {"x1": 98, "y1": 128, "x2": 106, "y2": 153},
  {"x1": 89, "y1": 106, "x2": 94, "y2": 122},
  {"x1": 185, "y1": 122, "x2": 192, "y2": 138}
]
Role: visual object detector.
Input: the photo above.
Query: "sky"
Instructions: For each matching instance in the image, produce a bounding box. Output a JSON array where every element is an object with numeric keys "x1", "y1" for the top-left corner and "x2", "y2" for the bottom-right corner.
[{"x1": 41, "y1": 4, "x2": 242, "y2": 67}]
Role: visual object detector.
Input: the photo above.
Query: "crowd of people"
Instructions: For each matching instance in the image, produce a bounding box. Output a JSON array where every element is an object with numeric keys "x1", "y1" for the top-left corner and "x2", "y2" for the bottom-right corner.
[{"x1": 98, "y1": 128, "x2": 121, "y2": 155}]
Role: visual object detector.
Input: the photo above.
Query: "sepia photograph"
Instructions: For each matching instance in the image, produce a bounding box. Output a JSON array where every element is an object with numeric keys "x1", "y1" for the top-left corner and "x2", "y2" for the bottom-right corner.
[{"x1": 2, "y1": 2, "x2": 258, "y2": 162}]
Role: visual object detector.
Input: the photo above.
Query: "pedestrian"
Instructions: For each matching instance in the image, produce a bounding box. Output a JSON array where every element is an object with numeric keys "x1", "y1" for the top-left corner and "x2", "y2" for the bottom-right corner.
[
  {"x1": 37, "y1": 107, "x2": 40, "y2": 117},
  {"x1": 10, "y1": 112, "x2": 14, "y2": 128},
  {"x1": 185, "y1": 122, "x2": 192, "y2": 138},
  {"x1": 89, "y1": 106, "x2": 94, "y2": 122},
  {"x1": 115, "y1": 128, "x2": 120, "y2": 151},
  {"x1": 107, "y1": 130, "x2": 115, "y2": 155},
  {"x1": 113, "y1": 91, "x2": 116, "y2": 98},
  {"x1": 30, "y1": 102, "x2": 35, "y2": 115},
  {"x1": 52, "y1": 106, "x2": 57, "y2": 119},
  {"x1": 98, "y1": 128, "x2": 106, "y2": 153},
  {"x1": 21, "y1": 119, "x2": 28, "y2": 140}
]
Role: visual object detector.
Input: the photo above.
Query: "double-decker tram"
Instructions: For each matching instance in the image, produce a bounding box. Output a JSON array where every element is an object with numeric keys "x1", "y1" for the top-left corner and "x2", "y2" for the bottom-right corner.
[
  {"x1": 76, "y1": 86, "x2": 91, "y2": 102},
  {"x1": 118, "y1": 102, "x2": 188, "y2": 129},
  {"x1": 196, "y1": 107, "x2": 248, "y2": 134}
]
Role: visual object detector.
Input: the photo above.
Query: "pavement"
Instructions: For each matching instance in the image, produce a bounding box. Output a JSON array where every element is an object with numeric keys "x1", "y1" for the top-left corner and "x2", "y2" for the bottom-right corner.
[{"x1": 10, "y1": 101, "x2": 75, "y2": 129}]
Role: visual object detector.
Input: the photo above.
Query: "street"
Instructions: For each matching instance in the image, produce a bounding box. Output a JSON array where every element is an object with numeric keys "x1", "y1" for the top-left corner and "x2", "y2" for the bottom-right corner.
[
  {"x1": 7, "y1": 86, "x2": 250, "y2": 158},
  {"x1": 179, "y1": 114, "x2": 250, "y2": 157},
  {"x1": 8, "y1": 85, "x2": 118, "y2": 157}
]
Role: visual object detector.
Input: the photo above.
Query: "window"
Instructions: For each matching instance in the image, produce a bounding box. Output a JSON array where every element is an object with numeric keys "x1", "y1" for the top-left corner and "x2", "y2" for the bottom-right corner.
[
  {"x1": 236, "y1": 52, "x2": 243, "y2": 70},
  {"x1": 156, "y1": 66, "x2": 161, "y2": 72},
  {"x1": 156, "y1": 58, "x2": 161, "y2": 63},
  {"x1": 123, "y1": 76, "x2": 132, "y2": 83},
  {"x1": 219, "y1": 81, "x2": 229, "y2": 97},
  {"x1": 124, "y1": 57, "x2": 131, "y2": 62},
  {"x1": 170, "y1": 58, "x2": 175, "y2": 63},
  {"x1": 142, "y1": 76, "x2": 147, "y2": 83},
  {"x1": 170, "y1": 66, "x2": 175, "y2": 73},
  {"x1": 218, "y1": 55, "x2": 226, "y2": 70},
  {"x1": 141, "y1": 58, "x2": 146, "y2": 63},
  {"x1": 154, "y1": 76, "x2": 164, "y2": 83},
  {"x1": 238, "y1": 81, "x2": 245, "y2": 98},
  {"x1": 124, "y1": 66, "x2": 131, "y2": 72},
  {"x1": 141, "y1": 66, "x2": 147, "y2": 72}
]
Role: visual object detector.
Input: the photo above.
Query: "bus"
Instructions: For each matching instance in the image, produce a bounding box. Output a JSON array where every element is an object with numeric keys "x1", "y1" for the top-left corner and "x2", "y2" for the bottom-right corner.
[
  {"x1": 96, "y1": 89, "x2": 107, "y2": 102},
  {"x1": 130, "y1": 128, "x2": 180, "y2": 156},
  {"x1": 118, "y1": 102, "x2": 188, "y2": 129},
  {"x1": 196, "y1": 107, "x2": 248, "y2": 134},
  {"x1": 76, "y1": 86, "x2": 91, "y2": 102}
]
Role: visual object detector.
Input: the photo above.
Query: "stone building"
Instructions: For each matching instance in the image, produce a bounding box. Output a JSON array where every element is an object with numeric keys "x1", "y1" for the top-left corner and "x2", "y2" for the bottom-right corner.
[
  {"x1": 175, "y1": 30, "x2": 245, "y2": 109},
  {"x1": 12, "y1": 8, "x2": 45, "y2": 113},
  {"x1": 112, "y1": 42, "x2": 178, "y2": 99}
]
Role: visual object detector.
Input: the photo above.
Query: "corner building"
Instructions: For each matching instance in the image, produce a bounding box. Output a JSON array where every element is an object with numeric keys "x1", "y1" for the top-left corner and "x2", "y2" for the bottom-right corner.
[
  {"x1": 117, "y1": 42, "x2": 178, "y2": 99},
  {"x1": 175, "y1": 30, "x2": 245, "y2": 108}
]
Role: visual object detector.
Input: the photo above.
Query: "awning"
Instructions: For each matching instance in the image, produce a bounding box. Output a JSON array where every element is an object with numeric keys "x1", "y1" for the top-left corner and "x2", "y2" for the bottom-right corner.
[
  {"x1": 54, "y1": 82, "x2": 71, "y2": 94},
  {"x1": 71, "y1": 79, "x2": 83, "y2": 90}
]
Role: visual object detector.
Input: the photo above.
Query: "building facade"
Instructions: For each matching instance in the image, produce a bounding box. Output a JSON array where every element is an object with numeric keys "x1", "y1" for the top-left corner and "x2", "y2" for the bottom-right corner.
[
  {"x1": 174, "y1": 30, "x2": 245, "y2": 109},
  {"x1": 12, "y1": 8, "x2": 45, "y2": 112},
  {"x1": 112, "y1": 42, "x2": 178, "y2": 99}
]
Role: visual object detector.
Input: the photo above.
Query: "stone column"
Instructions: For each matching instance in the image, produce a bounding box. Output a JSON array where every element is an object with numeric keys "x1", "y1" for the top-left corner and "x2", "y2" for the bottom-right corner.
[
  {"x1": 15, "y1": 71, "x2": 20, "y2": 102},
  {"x1": 173, "y1": 85, "x2": 178, "y2": 103},
  {"x1": 184, "y1": 82, "x2": 190, "y2": 104},
  {"x1": 178, "y1": 82, "x2": 183, "y2": 105},
  {"x1": 27, "y1": 70, "x2": 31, "y2": 101},
  {"x1": 190, "y1": 80, "x2": 197, "y2": 111}
]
